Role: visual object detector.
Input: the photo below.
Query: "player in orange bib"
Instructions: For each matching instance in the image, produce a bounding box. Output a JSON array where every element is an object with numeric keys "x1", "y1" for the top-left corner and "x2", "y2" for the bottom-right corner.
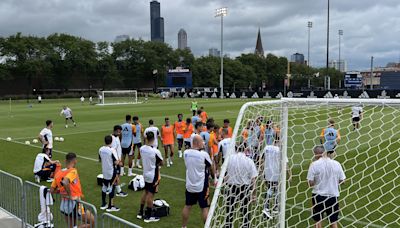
[
  {"x1": 219, "y1": 119, "x2": 233, "y2": 140},
  {"x1": 51, "y1": 153, "x2": 95, "y2": 228},
  {"x1": 200, "y1": 107, "x2": 208, "y2": 124},
  {"x1": 183, "y1": 118, "x2": 193, "y2": 149},
  {"x1": 162, "y1": 117, "x2": 175, "y2": 167},
  {"x1": 174, "y1": 114, "x2": 185, "y2": 158}
]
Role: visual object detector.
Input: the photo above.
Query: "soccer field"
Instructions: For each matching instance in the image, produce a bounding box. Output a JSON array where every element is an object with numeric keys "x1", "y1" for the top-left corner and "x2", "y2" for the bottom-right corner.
[{"x1": 0, "y1": 98, "x2": 399, "y2": 227}]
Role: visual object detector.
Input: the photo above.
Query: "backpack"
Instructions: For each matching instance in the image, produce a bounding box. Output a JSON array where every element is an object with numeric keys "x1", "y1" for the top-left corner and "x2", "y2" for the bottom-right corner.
[
  {"x1": 153, "y1": 199, "x2": 170, "y2": 217},
  {"x1": 128, "y1": 175, "x2": 145, "y2": 191}
]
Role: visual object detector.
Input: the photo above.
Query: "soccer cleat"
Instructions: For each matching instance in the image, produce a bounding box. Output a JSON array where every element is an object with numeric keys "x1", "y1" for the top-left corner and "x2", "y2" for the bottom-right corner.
[
  {"x1": 262, "y1": 209, "x2": 272, "y2": 219},
  {"x1": 144, "y1": 216, "x2": 160, "y2": 223},
  {"x1": 46, "y1": 178, "x2": 54, "y2": 183},
  {"x1": 167, "y1": 161, "x2": 170, "y2": 167},
  {"x1": 74, "y1": 122, "x2": 77, "y2": 127},
  {"x1": 116, "y1": 191, "x2": 128, "y2": 197},
  {"x1": 169, "y1": 160, "x2": 173, "y2": 165},
  {"x1": 136, "y1": 212, "x2": 143, "y2": 219},
  {"x1": 106, "y1": 206, "x2": 120, "y2": 212},
  {"x1": 35, "y1": 175, "x2": 41, "y2": 183},
  {"x1": 137, "y1": 164, "x2": 142, "y2": 169},
  {"x1": 100, "y1": 204, "x2": 108, "y2": 210}
]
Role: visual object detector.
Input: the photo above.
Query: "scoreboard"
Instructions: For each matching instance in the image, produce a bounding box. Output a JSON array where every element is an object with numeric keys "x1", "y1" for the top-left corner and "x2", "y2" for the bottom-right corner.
[
  {"x1": 166, "y1": 68, "x2": 192, "y2": 88},
  {"x1": 344, "y1": 72, "x2": 363, "y2": 88}
]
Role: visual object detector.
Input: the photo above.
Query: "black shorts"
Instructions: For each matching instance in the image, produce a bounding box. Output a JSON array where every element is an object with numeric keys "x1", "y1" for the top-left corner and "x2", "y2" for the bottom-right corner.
[
  {"x1": 114, "y1": 165, "x2": 121, "y2": 175},
  {"x1": 352, "y1": 117, "x2": 360, "y2": 122},
  {"x1": 122, "y1": 145, "x2": 132, "y2": 155},
  {"x1": 133, "y1": 143, "x2": 142, "y2": 151},
  {"x1": 144, "y1": 181, "x2": 159, "y2": 194},
  {"x1": 185, "y1": 188, "x2": 210, "y2": 209},
  {"x1": 65, "y1": 117, "x2": 73, "y2": 120},
  {"x1": 184, "y1": 141, "x2": 191, "y2": 148},
  {"x1": 311, "y1": 194, "x2": 340, "y2": 223}
]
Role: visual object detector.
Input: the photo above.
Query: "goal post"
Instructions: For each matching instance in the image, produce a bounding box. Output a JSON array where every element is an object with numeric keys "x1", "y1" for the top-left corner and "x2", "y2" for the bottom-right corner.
[
  {"x1": 98, "y1": 90, "x2": 138, "y2": 106},
  {"x1": 206, "y1": 98, "x2": 400, "y2": 228}
]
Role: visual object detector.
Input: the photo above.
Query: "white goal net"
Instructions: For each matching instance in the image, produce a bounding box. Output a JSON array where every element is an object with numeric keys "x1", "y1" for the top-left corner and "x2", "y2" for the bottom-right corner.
[
  {"x1": 206, "y1": 98, "x2": 400, "y2": 228},
  {"x1": 99, "y1": 90, "x2": 138, "y2": 105}
]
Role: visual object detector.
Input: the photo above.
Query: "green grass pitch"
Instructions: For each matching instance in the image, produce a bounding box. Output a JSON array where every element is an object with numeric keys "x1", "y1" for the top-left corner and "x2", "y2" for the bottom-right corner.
[{"x1": 0, "y1": 98, "x2": 399, "y2": 227}]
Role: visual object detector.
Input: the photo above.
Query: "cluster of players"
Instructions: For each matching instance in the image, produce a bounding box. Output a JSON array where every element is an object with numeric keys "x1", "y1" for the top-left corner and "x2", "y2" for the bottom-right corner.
[{"x1": 32, "y1": 102, "x2": 364, "y2": 227}]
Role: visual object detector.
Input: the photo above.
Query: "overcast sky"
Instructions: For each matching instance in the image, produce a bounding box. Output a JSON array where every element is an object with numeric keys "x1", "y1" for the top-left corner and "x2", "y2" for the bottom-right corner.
[{"x1": 1, "y1": 0, "x2": 399, "y2": 70}]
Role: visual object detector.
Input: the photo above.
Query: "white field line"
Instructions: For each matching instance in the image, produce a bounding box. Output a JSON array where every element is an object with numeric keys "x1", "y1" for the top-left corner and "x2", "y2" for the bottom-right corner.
[
  {"x1": 11, "y1": 128, "x2": 111, "y2": 140},
  {"x1": 0, "y1": 138, "x2": 186, "y2": 183}
]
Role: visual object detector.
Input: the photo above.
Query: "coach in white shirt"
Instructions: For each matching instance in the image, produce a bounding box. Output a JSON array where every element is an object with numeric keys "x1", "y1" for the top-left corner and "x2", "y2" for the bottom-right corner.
[
  {"x1": 225, "y1": 148, "x2": 257, "y2": 228},
  {"x1": 33, "y1": 147, "x2": 59, "y2": 183},
  {"x1": 182, "y1": 135, "x2": 214, "y2": 228},
  {"x1": 307, "y1": 145, "x2": 346, "y2": 228},
  {"x1": 38, "y1": 120, "x2": 54, "y2": 158}
]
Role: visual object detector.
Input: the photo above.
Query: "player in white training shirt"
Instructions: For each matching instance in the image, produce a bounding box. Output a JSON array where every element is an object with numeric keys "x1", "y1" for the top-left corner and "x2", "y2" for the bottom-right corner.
[
  {"x1": 144, "y1": 119, "x2": 161, "y2": 148},
  {"x1": 111, "y1": 125, "x2": 128, "y2": 197},
  {"x1": 307, "y1": 145, "x2": 345, "y2": 228},
  {"x1": 38, "y1": 120, "x2": 54, "y2": 158},
  {"x1": 137, "y1": 132, "x2": 163, "y2": 223},
  {"x1": 33, "y1": 147, "x2": 60, "y2": 183},
  {"x1": 262, "y1": 141, "x2": 291, "y2": 219},
  {"x1": 218, "y1": 128, "x2": 232, "y2": 164},
  {"x1": 99, "y1": 135, "x2": 120, "y2": 212},
  {"x1": 60, "y1": 106, "x2": 76, "y2": 128},
  {"x1": 351, "y1": 105, "x2": 363, "y2": 131},
  {"x1": 182, "y1": 135, "x2": 214, "y2": 228}
]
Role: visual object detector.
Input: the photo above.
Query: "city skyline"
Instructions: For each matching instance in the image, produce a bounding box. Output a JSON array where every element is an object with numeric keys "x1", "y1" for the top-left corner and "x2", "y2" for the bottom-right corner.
[
  {"x1": 0, "y1": 0, "x2": 399, "y2": 70},
  {"x1": 178, "y1": 29, "x2": 187, "y2": 50}
]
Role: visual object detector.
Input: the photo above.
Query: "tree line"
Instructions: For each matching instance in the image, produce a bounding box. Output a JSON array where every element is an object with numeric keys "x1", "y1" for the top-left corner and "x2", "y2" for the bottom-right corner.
[{"x1": 0, "y1": 33, "x2": 343, "y2": 93}]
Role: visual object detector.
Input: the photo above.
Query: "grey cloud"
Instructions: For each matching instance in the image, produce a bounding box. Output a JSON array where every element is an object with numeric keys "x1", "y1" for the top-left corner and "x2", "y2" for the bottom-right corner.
[{"x1": 0, "y1": 0, "x2": 399, "y2": 70}]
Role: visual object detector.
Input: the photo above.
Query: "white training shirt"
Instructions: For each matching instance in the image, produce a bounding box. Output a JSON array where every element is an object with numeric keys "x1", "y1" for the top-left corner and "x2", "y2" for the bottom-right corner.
[
  {"x1": 60, "y1": 108, "x2": 72, "y2": 118},
  {"x1": 226, "y1": 152, "x2": 257, "y2": 186},
  {"x1": 218, "y1": 138, "x2": 232, "y2": 159},
  {"x1": 39, "y1": 128, "x2": 53, "y2": 149},
  {"x1": 264, "y1": 145, "x2": 288, "y2": 182},
  {"x1": 144, "y1": 126, "x2": 160, "y2": 148},
  {"x1": 99, "y1": 146, "x2": 117, "y2": 180},
  {"x1": 351, "y1": 106, "x2": 363, "y2": 118},
  {"x1": 111, "y1": 135, "x2": 122, "y2": 160},
  {"x1": 184, "y1": 149, "x2": 212, "y2": 193},
  {"x1": 307, "y1": 157, "x2": 346, "y2": 197},
  {"x1": 80, "y1": 96, "x2": 84, "y2": 102},
  {"x1": 33, "y1": 153, "x2": 50, "y2": 173},
  {"x1": 140, "y1": 145, "x2": 163, "y2": 183}
]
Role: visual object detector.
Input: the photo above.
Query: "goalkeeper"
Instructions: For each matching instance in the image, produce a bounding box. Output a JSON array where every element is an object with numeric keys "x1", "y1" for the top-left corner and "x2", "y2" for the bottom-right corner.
[{"x1": 320, "y1": 119, "x2": 341, "y2": 154}]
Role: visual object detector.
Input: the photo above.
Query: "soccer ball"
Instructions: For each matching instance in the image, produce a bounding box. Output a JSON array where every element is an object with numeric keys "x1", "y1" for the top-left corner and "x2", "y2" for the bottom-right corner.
[
  {"x1": 25, "y1": 141, "x2": 31, "y2": 145},
  {"x1": 59, "y1": 137, "x2": 64, "y2": 142},
  {"x1": 6, "y1": 137, "x2": 12, "y2": 141},
  {"x1": 32, "y1": 139, "x2": 39, "y2": 144},
  {"x1": 197, "y1": 91, "x2": 201, "y2": 95},
  {"x1": 54, "y1": 137, "x2": 60, "y2": 141}
]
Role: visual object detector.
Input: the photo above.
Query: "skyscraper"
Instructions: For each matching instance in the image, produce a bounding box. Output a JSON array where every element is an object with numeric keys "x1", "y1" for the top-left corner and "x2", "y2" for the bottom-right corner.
[
  {"x1": 114, "y1": 35, "x2": 130, "y2": 43},
  {"x1": 150, "y1": 1, "x2": 164, "y2": 42},
  {"x1": 178, "y1": 29, "x2": 187, "y2": 50},
  {"x1": 209, "y1": 48, "x2": 220, "y2": 57},
  {"x1": 255, "y1": 28, "x2": 264, "y2": 56},
  {"x1": 291, "y1": 53, "x2": 305, "y2": 64}
]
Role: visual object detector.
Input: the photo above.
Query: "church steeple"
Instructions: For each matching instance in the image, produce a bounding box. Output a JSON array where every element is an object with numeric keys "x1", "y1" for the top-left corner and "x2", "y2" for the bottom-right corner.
[{"x1": 255, "y1": 28, "x2": 264, "y2": 56}]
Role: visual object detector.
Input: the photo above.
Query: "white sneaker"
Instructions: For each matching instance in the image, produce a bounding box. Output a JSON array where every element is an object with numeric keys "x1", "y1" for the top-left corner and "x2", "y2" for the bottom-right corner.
[
  {"x1": 35, "y1": 175, "x2": 40, "y2": 183},
  {"x1": 178, "y1": 151, "x2": 182, "y2": 158},
  {"x1": 137, "y1": 163, "x2": 142, "y2": 169},
  {"x1": 169, "y1": 159, "x2": 173, "y2": 165},
  {"x1": 46, "y1": 178, "x2": 54, "y2": 183},
  {"x1": 65, "y1": 125, "x2": 68, "y2": 128},
  {"x1": 100, "y1": 204, "x2": 108, "y2": 210},
  {"x1": 106, "y1": 206, "x2": 120, "y2": 212},
  {"x1": 167, "y1": 161, "x2": 170, "y2": 168},
  {"x1": 120, "y1": 171, "x2": 125, "y2": 176},
  {"x1": 144, "y1": 216, "x2": 160, "y2": 223},
  {"x1": 263, "y1": 209, "x2": 272, "y2": 219},
  {"x1": 128, "y1": 172, "x2": 135, "y2": 177}
]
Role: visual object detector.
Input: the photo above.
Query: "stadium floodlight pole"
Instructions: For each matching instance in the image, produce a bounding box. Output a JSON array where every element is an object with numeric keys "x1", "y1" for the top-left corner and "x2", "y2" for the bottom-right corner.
[
  {"x1": 216, "y1": 7, "x2": 227, "y2": 99},
  {"x1": 370, "y1": 56, "x2": 374, "y2": 90},
  {"x1": 326, "y1": 0, "x2": 330, "y2": 90},
  {"x1": 307, "y1": 21, "x2": 313, "y2": 67},
  {"x1": 338, "y1": 30, "x2": 343, "y2": 73}
]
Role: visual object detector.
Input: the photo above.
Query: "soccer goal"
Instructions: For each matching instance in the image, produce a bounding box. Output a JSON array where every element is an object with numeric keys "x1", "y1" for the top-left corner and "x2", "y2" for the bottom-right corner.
[
  {"x1": 206, "y1": 98, "x2": 400, "y2": 228},
  {"x1": 98, "y1": 90, "x2": 139, "y2": 106}
]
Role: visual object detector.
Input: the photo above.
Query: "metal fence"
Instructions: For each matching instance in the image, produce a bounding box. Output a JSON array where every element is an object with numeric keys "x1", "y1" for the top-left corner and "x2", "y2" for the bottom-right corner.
[
  {"x1": 0, "y1": 170, "x2": 141, "y2": 228},
  {"x1": 0, "y1": 170, "x2": 24, "y2": 228},
  {"x1": 101, "y1": 213, "x2": 142, "y2": 228}
]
